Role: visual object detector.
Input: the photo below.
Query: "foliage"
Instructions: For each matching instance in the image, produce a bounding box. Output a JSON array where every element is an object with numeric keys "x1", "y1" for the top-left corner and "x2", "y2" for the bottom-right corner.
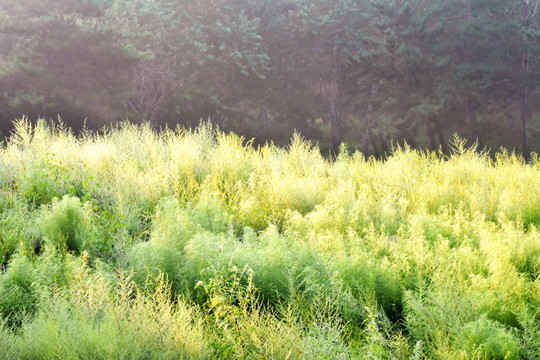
[
  {"x1": 456, "y1": 316, "x2": 520, "y2": 360},
  {"x1": 1, "y1": 1, "x2": 540, "y2": 155},
  {"x1": 39, "y1": 195, "x2": 90, "y2": 253},
  {"x1": 0, "y1": 122, "x2": 539, "y2": 358}
]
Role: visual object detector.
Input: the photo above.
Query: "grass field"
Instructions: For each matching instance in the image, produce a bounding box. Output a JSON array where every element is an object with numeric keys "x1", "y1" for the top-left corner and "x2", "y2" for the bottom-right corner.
[{"x1": 0, "y1": 119, "x2": 539, "y2": 359}]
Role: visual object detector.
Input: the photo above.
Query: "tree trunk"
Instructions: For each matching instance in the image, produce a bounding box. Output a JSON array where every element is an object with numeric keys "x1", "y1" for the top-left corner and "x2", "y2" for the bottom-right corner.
[
  {"x1": 520, "y1": 88, "x2": 531, "y2": 161},
  {"x1": 427, "y1": 122, "x2": 437, "y2": 151},
  {"x1": 370, "y1": 133, "x2": 380, "y2": 158},
  {"x1": 506, "y1": 100, "x2": 517, "y2": 144},
  {"x1": 329, "y1": 76, "x2": 340, "y2": 155},
  {"x1": 467, "y1": 102, "x2": 483, "y2": 150},
  {"x1": 519, "y1": 2, "x2": 534, "y2": 161},
  {"x1": 361, "y1": 84, "x2": 379, "y2": 159},
  {"x1": 380, "y1": 137, "x2": 388, "y2": 156},
  {"x1": 464, "y1": 0, "x2": 483, "y2": 152},
  {"x1": 437, "y1": 126, "x2": 447, "y2": 154},
  {"x1": 361, "y1": 132, "x2": 369, "y2": 157},
  {"x1": 329, "y1": 44, "x2": 341, "y2": 155}
]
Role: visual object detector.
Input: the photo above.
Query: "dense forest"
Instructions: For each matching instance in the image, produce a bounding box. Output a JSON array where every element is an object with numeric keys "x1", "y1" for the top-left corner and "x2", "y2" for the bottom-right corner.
[{"x1": 1, "y1": 0, "x2": 540, "y2": 156}]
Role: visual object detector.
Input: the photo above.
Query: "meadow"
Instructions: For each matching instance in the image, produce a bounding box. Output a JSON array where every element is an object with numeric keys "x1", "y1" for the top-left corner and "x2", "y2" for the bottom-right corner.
[{"x1": 0, "y1": 119, "x2": 539, "y2": 359}]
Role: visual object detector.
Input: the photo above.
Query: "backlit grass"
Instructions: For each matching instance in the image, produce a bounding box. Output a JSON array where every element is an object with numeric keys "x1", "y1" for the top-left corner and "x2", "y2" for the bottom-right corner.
[{"x1": 0, "y1": 118, "x2": 539, "y2": 359}]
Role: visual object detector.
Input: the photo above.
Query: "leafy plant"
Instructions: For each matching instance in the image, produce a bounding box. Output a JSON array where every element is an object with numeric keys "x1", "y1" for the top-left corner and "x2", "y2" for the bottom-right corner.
[
  {"x1": 39, "y1": 195, "x2": 89, "y2": 253},
  {"x1": 456, "y1": 316, "x2": 520, "y2": 360}
]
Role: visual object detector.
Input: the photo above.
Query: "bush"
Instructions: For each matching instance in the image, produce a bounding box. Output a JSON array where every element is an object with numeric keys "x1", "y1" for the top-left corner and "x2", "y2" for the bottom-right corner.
[
  {"x1": 0, "y1": 251, "x2": 37, "y2": 327},
  {"x1": 303, "y1": 322, "x2": 349, "y2": 360},
  {"x1": 456, "y1": 317, "x2": 520, "y2": 360},
  {"x1": 11, "y1": 268, "x2": 209, "y2": 359},
  {"x1": 0, "y1": 205, "x2": 39, "y2": 264},
  {"x1": 39, "y1": 195, "x2": 89, "y2": 253},
  {"x1": 0, "y1": 245, "x2": 67, "y2": 328},
  {"x1": 3, "y1": 122, "x2": 540, "y2": 358}
]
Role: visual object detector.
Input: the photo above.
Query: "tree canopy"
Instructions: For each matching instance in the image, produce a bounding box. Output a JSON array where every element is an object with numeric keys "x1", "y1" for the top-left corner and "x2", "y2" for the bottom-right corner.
[{"x1": 1, "y1": 0, "x2": 539, "y2": 156}]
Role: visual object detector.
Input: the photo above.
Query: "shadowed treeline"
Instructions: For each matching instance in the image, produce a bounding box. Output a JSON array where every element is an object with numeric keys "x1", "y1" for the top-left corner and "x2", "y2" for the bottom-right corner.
[{"x1": 1, "y1": 0, "x2": 539, "y2": 157}]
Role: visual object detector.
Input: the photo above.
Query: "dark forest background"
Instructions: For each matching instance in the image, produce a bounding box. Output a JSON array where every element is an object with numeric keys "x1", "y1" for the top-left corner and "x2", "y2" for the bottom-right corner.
[{"x1": 1, "y1": 0, "x2": 540, "y2": 157}]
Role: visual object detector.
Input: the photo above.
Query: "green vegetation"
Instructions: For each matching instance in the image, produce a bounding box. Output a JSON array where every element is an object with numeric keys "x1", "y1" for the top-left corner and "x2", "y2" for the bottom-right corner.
[
  {"x1": 1, "y1": 0, "x2": 539, "y2": 156},
  {"x1": 1, "y1": 120, "x2": 540, "y2": 359}
]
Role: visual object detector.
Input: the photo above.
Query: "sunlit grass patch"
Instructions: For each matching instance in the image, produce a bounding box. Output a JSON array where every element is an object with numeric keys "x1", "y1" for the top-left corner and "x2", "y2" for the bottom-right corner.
[{"x1": 1, "y1": 120, "x2": 540, "y2": 358}]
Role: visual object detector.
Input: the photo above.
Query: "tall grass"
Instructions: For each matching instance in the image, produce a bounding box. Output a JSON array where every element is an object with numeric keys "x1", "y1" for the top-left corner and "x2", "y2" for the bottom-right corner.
[{"x1": 0, "y1": 118, "x2": 539, "y2": 358}]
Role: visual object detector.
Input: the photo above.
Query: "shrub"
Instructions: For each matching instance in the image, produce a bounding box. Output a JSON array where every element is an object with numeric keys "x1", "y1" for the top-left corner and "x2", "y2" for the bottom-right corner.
[
  {"x1": 0, "y1": 244, "x2": 67, "y2": 328},
  {"x1": 303, "y1": 322, "x2": 349, "y2": 360},
  {"x1": 0, "y1": 205, "x2": 39, "y2": 264},
  {"x1": 3, "y1": 122, "x2": 540, "y2": 357},
  {"x1": 0, "y1": 251, "x2": 37, "y2": 327},
  {"x1": 39, "y1": 195, "x2": 89, "y2": 253},
  {"x1": 13, "y1": 268, "x2": 209, "y2": 359},
  {"x1": 456, "y1": 317, "x2": 520, "y2": 360},
  {"x1": 125, "y1": 198, "x2": 193, "y2": 291}
]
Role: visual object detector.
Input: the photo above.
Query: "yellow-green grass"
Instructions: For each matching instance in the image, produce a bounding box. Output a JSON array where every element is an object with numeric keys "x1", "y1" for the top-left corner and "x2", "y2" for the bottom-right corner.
[{"x1": 0, "y1": 118, "x2": 539, "y2": 359}]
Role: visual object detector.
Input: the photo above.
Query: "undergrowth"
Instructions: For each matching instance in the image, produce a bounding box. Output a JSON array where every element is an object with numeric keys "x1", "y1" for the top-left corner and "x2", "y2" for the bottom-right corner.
[{"x1": 0, "y1": 119, "x2": 539, "y2": 359}]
